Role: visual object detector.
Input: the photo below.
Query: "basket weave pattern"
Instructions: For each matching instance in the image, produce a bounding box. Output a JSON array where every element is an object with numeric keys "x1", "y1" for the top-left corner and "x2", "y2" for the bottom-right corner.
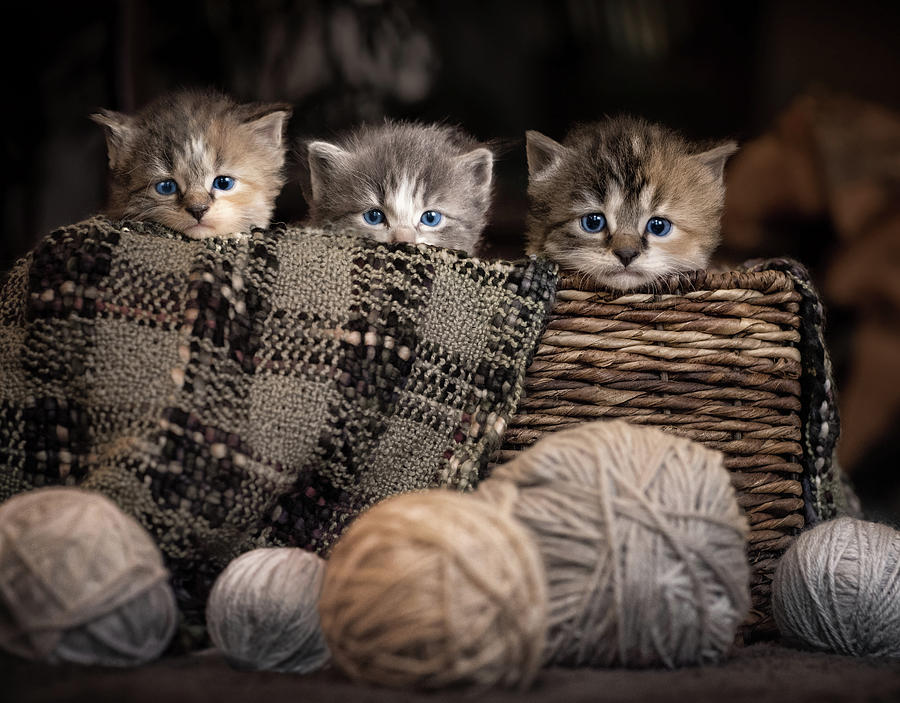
[{"x1": 497, "y1": 269, "x2": 809, "y2": 640}]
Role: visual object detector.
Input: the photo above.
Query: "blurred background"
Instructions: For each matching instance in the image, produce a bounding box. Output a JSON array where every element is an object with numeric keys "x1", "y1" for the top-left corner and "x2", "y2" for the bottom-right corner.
[{"x1": 2, "y1": 0, "x2": 898, "y2": 520}]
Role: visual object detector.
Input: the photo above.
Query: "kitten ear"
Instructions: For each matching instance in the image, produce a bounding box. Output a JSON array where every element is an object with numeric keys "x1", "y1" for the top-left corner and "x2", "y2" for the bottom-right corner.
[
  {"x1": 695, "y1": 141, "x2": 739, "y2": 183},
  {"x1": 305, "y1": 141, "x2": 350, "y2": 203},
  {"x1": 525, "y1": 130, "x2": 568, "y2": 180},
  {"x1": 91, "y1": 109, "x2": 134, "y2": 170},
  {"x1": 455, "y1": 147, "x2": 494, "y2": 194},
  {"x1": 244, "y1": 104, "x2": 293, "y2": 149}
]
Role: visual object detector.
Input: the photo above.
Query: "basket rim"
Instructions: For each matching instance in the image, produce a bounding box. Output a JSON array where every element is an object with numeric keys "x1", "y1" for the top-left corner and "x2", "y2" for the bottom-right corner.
[{"x1": 557, "y1": 267, "x2": 798, "y2": 297}]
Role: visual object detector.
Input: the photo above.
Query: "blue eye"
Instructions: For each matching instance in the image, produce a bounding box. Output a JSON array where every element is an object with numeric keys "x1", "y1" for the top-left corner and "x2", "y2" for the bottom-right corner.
[
  {"x1": 646, "y1": 217, "x2": 672, "y2": 237},
  {"x1": 580, "y1": 213, "x2": 606, "y2": 233},
  {"x1": 213, "y1": 176, "x2": 235, "y2": 191},
  {"x1": 420, "y1": 210, "x2": 442, "y2": 227},
  {"x1": 155, "y1": 180, "x2": 177, "y2": 196},
  {"x1": 362, "y1": 209, "x2": 386, "y2": 226}
]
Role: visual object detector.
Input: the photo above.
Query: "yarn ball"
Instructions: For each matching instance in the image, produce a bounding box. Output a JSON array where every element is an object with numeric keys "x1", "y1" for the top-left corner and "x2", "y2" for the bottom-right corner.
[
  {"x1": 773, "y1": 516, "x2": 900, "y2": 657},
  {"x1": 318, "y1": 490, "x2": 547, "y2": 690},
  {"x1": 206, "y1": 547, "x2": 330, "y2": 673},
  {"x1": 476, "y1": 419, "x2": 750, "y2": 668},
  {"x1": 0, "y1": 487, "x2": 177, "y2": 666}
]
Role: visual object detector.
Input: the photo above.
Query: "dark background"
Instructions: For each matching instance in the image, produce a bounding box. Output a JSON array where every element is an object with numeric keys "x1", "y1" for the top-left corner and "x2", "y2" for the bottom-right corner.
[{"x1": 2, "y1": 0, "x2": 899, "y2": 518}]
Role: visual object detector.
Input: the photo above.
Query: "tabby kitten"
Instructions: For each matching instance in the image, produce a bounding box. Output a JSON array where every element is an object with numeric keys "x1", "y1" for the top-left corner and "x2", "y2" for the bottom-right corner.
[
  {"x1": 92, "y1": 90, "x2": 291, "y2": 238},
  {"x1": 299, "y1": 121, "x2": 494, "y2": 255},
  {"x1": 526, "y1": 116, "x2": 738, "y2": 290}
]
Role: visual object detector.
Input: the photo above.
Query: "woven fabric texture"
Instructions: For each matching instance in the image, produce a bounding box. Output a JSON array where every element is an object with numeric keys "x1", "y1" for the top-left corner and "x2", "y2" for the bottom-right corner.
[
  {"x1": 742, "y1": 258, "x2": 852, "y2": 522},
  {"x1": 496, "y1": 261, "x2": 855, "y2": 640},
  {"x1": 0, "y1": 216, "x2": 558, "y2": 625}
]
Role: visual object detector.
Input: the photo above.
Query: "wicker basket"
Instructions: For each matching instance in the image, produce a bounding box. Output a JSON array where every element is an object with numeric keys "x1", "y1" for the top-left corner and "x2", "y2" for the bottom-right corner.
[{"x1": 495, "y1": 263, "x2": 844, "y2": 642}]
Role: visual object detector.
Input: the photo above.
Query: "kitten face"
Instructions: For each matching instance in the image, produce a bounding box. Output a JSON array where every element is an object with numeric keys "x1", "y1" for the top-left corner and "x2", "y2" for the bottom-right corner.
[
  {"x1": 300, "y1": 121, "x2": 493, "y2": 255},
  {"x1": 526, "y1": 116, "x2": 737, "y2": 290},
  {"x1": 92, "y1": 90, "x2": 291, "y2": 238}
]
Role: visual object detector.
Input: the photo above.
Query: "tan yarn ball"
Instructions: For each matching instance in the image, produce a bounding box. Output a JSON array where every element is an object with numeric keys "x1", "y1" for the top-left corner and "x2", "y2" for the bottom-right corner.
[
  {"x1": 318, "y1": 490, "x2": 547, "y2": 690},
  {"x1": 0, "y1": 487, "x2": 177, "y2": 666},
  {"x1": 476, "y1": 420, "x2": 751, "y2": 668}
]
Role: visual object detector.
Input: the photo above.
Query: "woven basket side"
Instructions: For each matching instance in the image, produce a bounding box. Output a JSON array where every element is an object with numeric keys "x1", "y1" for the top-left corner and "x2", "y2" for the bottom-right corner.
[{"x1": 498, "y1": 268, "x2": 806, "y2": 641}]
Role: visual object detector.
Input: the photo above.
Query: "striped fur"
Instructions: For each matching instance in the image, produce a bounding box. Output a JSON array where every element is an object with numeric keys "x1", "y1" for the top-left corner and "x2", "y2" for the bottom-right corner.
[
  {"x1": 93, "y1": 90, "x2": 291, "y2": 238},
  {"x1": 299, "y1": 121, "x2": 494, "y2": 255},
  {"x1": 526, "y1": 116, "x2": 737, "y2": 290}
]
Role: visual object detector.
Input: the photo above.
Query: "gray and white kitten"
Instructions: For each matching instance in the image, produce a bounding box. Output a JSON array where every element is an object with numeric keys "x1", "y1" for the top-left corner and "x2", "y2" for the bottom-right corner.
[
  {"x1": 299, "y1": 121, "x2": 494, "y2": 255},
  {"x1": 92, "y1": 90, "x2": 291, "y2": 238},
  {"x1": 526, "y1": 116, "x2": 738, "y2": 290}
]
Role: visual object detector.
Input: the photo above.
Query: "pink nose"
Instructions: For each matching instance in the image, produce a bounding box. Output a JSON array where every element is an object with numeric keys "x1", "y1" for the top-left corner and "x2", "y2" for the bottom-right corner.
[{"x1": 391, "y1": 227, "x2": 417, "y2": 244}]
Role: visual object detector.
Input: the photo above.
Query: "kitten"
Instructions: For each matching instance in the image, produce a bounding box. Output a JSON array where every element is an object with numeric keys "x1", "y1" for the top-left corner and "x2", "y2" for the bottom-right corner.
[
  {"x1": 525, "y1": 116, "x2": 738, "y2": 290},
  {"x1": 92, "y1": 90, "x2": 292, "y2": 238},
  {"x1": 299, "y1": 121, "x2": 494, "y2": 255}
]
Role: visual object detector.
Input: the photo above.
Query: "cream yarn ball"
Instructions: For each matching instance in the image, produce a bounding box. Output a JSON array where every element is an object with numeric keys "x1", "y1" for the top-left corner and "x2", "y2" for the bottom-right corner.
[
  {"x1": 476, "y1": 420, "x2": 751, "y2": 668},
  {"x1": 318, "y1": 490, "x2": 547, "y2": 690},
  {"x1": 206, "y1": 547, "x2": 330, "y2": 673},
  {"x1": 773, "y1": 516, "x2": 900, "y2": 657},
  {"x1": 0, "y1": 487, "x2": 177, "y2": 666}
]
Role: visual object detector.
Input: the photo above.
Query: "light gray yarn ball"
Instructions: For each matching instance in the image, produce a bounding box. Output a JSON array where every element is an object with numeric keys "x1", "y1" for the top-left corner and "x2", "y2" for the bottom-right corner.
[
  {"x1": 773, "y1": 516, "x2": 900, "y2": 657},
  {"x1": 0, "y1": 487, "x2": 177, "y2": 666},
  {"x1": 206, "y1": 547, "x2": 330, "y2": 673},
  {"x1": 477, "y1": 420, "x2": 751, "y2": 668}
]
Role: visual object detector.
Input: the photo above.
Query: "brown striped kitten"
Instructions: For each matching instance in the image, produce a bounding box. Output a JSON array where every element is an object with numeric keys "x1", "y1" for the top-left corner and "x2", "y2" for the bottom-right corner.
[
  {"x1": 299, "y1": 121, "x2": 494, "y2": 255},
  {"x1": 92, "y1": 90, "x2": 291, "y2": 238},
  {"x1": 526, "y1": 116, "x2": 738, "y2": 290}
]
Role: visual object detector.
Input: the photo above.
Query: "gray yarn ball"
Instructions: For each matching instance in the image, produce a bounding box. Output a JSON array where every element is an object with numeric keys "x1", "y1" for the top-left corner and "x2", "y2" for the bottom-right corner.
[
  {"x1": 773, "y1": 517, "x2": 900, "y2": 657},
  {"x1": 0, "y1": 487, "x2": 178, "y2": 666},
  {"x1": 477, "y1": 420, "x2": 751, "y2": 668},
  {"x1": 206, "y1": 547, "x2": 330, "y2": 673}
]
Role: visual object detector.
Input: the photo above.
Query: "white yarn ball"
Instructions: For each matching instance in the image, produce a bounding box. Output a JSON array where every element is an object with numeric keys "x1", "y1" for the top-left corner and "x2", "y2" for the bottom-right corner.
[
  {"x1": 773, "y1": 517, "x2": 900, "y2": 657},
  {"x1": 477, "y1": 420, "x2": 751, "y2": 668},
  {"x1": 206, "y1": 547, "x2": 330, "y2": 673},
  {"x1": 0, "y1": 487, "x2": 177, "y2": 666}
]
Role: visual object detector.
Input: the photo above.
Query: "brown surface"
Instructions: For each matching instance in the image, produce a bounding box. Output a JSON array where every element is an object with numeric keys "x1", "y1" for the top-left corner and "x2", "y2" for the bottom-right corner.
[
  {"x1": 4, "y1": 644, "x2": 899, "y2": 703},
  {"x1": 722, "y1": 93, "x2": 900, "y2": 498}
]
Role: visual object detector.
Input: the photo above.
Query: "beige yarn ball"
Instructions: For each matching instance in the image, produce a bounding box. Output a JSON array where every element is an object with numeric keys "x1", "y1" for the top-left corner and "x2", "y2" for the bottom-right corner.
[
  {"x1": 476, "y1": 420, "x2": 750, "y2": 668},
  {"x1": 206, "y1": 547, "x2": 330, "y2": 673},
  {"x1": 0, "y1": 487, "x2": 177, "y2": 666},
  {"x1": 318, "y1": 490, "x2": 547, "y2": 690},
  {"x1": 773, "y1": 517, "x2": 900, "y2": 657}
]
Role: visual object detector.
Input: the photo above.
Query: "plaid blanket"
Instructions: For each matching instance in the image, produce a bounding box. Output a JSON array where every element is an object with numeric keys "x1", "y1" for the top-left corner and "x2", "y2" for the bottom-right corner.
[{"x1": 0, "y1": 217, "x2": 558, "y2": 623}]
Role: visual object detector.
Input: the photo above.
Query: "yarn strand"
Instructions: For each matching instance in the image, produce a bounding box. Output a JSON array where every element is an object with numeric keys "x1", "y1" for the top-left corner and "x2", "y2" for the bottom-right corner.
[
  {"x1": 478, "y1": 420, "x2": 751, "y2": 668},
  {"x1": 773, "y1": 517, "x2": 900, "y2": 657}
]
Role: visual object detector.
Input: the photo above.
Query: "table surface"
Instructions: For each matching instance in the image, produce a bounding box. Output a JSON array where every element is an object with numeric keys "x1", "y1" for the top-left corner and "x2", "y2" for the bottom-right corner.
[{"x1": 4, "y1": 642, "x2": 900, "y2": 703}]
